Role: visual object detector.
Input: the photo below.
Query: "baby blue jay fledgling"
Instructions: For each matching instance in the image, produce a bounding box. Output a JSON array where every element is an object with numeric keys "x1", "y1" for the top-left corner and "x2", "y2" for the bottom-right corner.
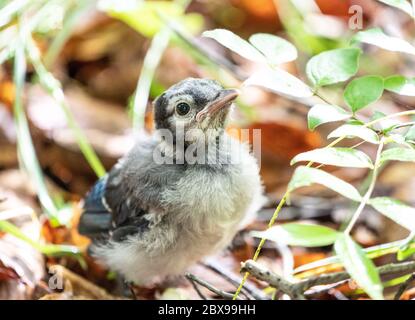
[{"x1": 78, "y1": 78, "x2": 264, "y2": 285}]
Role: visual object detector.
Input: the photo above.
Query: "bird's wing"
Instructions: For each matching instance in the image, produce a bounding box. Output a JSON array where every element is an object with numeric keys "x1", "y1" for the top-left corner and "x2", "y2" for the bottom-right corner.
[
  {"x1": 78, "y1": 177, "x2": 112, "y2": 238},
  {"x1": 78, "y1": 165, "x2": 149, "y2": 241}
]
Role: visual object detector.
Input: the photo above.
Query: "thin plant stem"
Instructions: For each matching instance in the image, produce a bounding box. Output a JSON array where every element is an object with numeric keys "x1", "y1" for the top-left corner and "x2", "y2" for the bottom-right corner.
[
  {"x1": 44, "y1": 0, "x2": 94, "y2": 68},
  {"x1": 0, "y1": 0, "x2": 29, "y2": 27},
  {"x1": 27, "y1": 38, "x2": 106, "y2": 178},
  {"x1": 132, "y1": 0, "x2": 192, "y2": 129},
  {"x1": 0, "y1": 219, "x2": 80, "y2": 257},
  {"x1": 132, "y1": 28, "x2": 170, "y2": 129},
  {"x1": 365, "y1": 110, "x2": 415, "y2": 127},
  {"x1": 233, "y1": 111, "x2": 415, "y2": 299},
  {"x1": 313, "y1": 88, "x2": 339, "y2": 108},
  {"x1": 391, "y1": 121, "x2": 415, "y2": 130},
  {"x1": 344, "y1": 139, "x2": 384, "y2": 234},
  {"x1": 13, "y1": 22, "x2": 60, "y2": 224},
  {"x1": 295, "y1": 240, "x2": 415, "y2": 275},
  {"x1": 232, "y1": 135, "x2": 345, "y2": 299}
]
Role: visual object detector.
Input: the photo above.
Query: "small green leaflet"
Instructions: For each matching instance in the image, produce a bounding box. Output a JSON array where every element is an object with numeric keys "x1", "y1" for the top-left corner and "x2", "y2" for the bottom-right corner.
[
  {"x1": 369, "y1": 197, "x2": 415, "y2": 232},
  {"x1": 334, "y1": 234, "x2": 383, "y2": 300},
  {"x1": 328, "y1": 124, "x2": 380, "y2": 144},
  {"x1": 370, "y1": 111, "x2": 400, "y2": 132},
  {"x1": 306, "y1": 48, "x2": 361, "y2": 87},
  {"x1": 380, "y1": 147, "x2": 415, "y2": 163},
  {"x1": 353, "y1": 28, "x2": 415, "y2": 55},
  {"x1": 405, "y1": 125, "x2": 415, "y2": 141},
  {"x1": 203, "y1": 29, "x2": 299, "y2": 65},
  {"x1": 251, "y1": 223, "x2": 339, "y2": 247},
  {"x1": 244, "y1": 67, "x2": 314, "y2": 98},
  {"x1": 249, "y1": 33, "x2": 298, "y2": 65},
  {"x1": 288, "y1": 166, "x2": 362, "y2": 201},
  {"x1": 291, "y1": 147, "x2": 374, "y2": 169},
  {"x1": 344, "y1": 75, "x2": 384, "y2": 113},
  {"x1": 376, "y1": 0, "x2": 414, "y2": 17},
  {"x1": 203, "y1": 29, "x2": 266, "y2": 63},
  {"x1": 385, "y1": 75, "x2": 415, "y2": 96},
  {"x1": 307, "y1": 104, "x2": 351, "y2": 131}
]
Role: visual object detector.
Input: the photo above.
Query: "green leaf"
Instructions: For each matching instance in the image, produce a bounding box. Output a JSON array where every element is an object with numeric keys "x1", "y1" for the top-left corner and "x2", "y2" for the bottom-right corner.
[
  {"x1": 370, "y1": 111, "x2": 400, "y2": 133},
  {"x1": 344, "y1": 76, "x2": 384, "y2": 113},
  {"x1": 244, "y1": 67, "x2": 314, "y2": 98},
  {"x1": 103, "y1": 1, "x2": 203, "y2": 38},
  {"x1": 328, "y1": 124, "x2": 379, "y2": 144},
  {"x1": 249, "y1": 33, "x2": 297, "y2": 65},
  {"x1": 295, "y1": 239, "x2": 410, "y2": 274},
  {"x1": 380, "y1": 147, "x2": 415, "y2": 163},
  {"x1": 334, "y1": 234, "x2": 383, "y2": 300},
  {"x1": 288, "y1": 166, "x2": 362, "y2": 201},
  {"x1": 203, "y1": 29, "x2": 266, "y2": 63},
  {"x1": 251, "y1": 223, "x2": 339, "y2": 247},
  {"x1": 291, "y1": 147, "x2": 374, "y2": 169},
  {"x1": 398, "y1": 246, "x2": 415, "y2": 260},
  {"x1": 376, "y1": 0, "x2": 414, "y2": 16},
  {"x1": 405, "y1": 125, "x2": 415, "y2": 141},
  {"x1": 385, "y1": 75, "x2": 415, "y2": 96},
  {"x1": 306, "y1": 48, "x2": 361, "y2": 87},
  {"x1": 353, "y1": 28, "x2": 415, "y2": 55},
  {"x1": 369, "y1": 197, "x2": 415, "y2": 232},
  {"x1": 387, "y1": 133, "x2": 407, "y2": 145},
  {"x1": 307, "y1": 104, "x2": 351, "y2": 131}
]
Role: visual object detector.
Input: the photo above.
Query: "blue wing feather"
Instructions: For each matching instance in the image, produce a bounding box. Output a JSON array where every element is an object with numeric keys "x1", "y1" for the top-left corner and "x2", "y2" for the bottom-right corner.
[
  {"x1": 79, "y1": 170, "x2": 150, "y2": 241},
  {"x1": 78, "y1": 178, "x2": 112, "y2": 237}
]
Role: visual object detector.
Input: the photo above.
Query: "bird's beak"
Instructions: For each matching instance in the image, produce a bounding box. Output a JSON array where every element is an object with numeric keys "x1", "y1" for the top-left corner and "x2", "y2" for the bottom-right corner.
[{"x1": 196, "y1": 88, "x2": 240, "y2": 122}]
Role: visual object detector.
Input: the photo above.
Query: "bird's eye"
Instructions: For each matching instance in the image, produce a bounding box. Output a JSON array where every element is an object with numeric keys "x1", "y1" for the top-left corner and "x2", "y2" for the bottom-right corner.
[{"x1": 175, "y1": 102, "x2": 191, "y2": 116}]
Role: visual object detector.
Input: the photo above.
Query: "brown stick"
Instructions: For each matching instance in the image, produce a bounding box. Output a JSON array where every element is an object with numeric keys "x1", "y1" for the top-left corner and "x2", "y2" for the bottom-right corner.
[
  {"x1": 394, "y1": 273, "x2": 415, "y2": 300},
  {"x1": 202, "y1": 260, "x2": 268, "y2": 300},
  {"x1": 241, "y1": 259, "x2": 415, "y2": 299},
  {"x1": 48, "y1": 265, "x2": 122, "y2": 300},
  {"x1": 185, "y1": 273, "x2": 241, "y2": 300}
]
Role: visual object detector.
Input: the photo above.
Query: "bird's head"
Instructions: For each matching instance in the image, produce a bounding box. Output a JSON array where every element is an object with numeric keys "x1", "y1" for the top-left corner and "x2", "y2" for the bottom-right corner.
[{"x1": 153, "y1": 78, "x2": 239, "y2": 135}]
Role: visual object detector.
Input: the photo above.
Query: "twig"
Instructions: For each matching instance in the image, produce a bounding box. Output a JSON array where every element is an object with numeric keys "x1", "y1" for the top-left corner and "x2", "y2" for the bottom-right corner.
[
  {"x1": 186, "y1": 274, "x2": 207, "y2": 300},
  {"x1": 241, "y1": 259, "x2": 415, "y2": 300},
  {"x1": 241, "y1": 260, "x2": 306, "y2": 299},
  {"x1": 185, "y1": 273, "x2": 241, "y2": 300},
  {"x1": 394, "y1": 273, "x2": 415, "y2": 300},
  {"x1": 48, "y1": 265, "x2": 120, "y2": 300},
  {"x1": 201, "y1": 261, "x2": 268, "y2": 300},
  {"x1": 344, "y1": 139, "x2": 384, "y2": 234}
]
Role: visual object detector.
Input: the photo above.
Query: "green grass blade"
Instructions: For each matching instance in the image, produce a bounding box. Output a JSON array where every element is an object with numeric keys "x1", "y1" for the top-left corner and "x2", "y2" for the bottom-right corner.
[
  {"x1": 44, "y1": 0, "x2": 94, "y2": 68},
  {"x1": 0, "y1": 219, "x2": 81, "y2": 257},
  {"x1": 132, "y1": 28, "x2": 170, "y2": 129},
  {"x1": 27, "y1": 38, "x2": 106, "y2": 178},
  {"x1": 131, "y1": 0, "x2": 192, "y2": 129},
  {"x1": 13, "y1": 28, "x2": 60, "y2": 225},
  {"x1": 0, "y1": 0, "x2": 30, "y2": 27}
]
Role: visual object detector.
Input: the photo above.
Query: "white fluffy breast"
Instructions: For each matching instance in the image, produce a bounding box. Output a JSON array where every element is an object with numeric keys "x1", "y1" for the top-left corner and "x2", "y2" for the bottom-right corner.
[{"x1": 92, "y1": 137, "x2": 265, "y2": 285}]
